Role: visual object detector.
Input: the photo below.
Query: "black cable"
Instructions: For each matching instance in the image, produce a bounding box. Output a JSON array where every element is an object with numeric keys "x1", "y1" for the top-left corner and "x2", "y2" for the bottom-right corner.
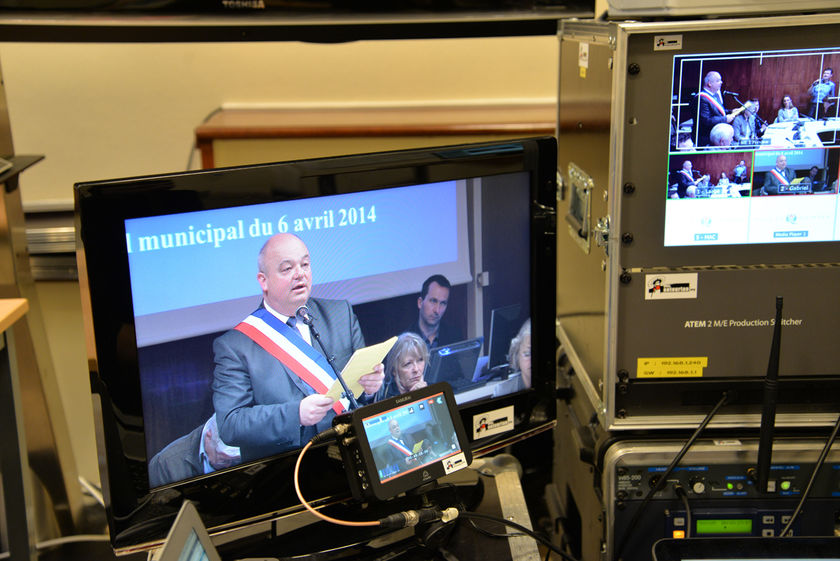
[
  {"x1": 614, "y1": 390, "x2": 733, "y2": 561},
  {"x1": 674, "y1": 483, "x2": 692, "y2": 538},
  {"x1": 111, "y1": 495, "x2": 153, "y2": 522},
  {"x1": 464, "y1": 517, "x2": 528, "y2": 539},
  {"x1": 457, "y1": 511, "x2": 579, "y2": 561},
  {"x1": 780, "y1": 413, "x2": 840, "y2": 537}
]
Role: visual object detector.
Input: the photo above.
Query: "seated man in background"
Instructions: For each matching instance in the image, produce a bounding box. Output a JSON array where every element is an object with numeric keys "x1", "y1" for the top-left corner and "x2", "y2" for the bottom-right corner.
[
  {"x1": 148, "y1": 414, "x2": 240, "y2": 488},
  {"x1": 806, "y1": 165, "x2": 825, "y2": 191},
  {"x1": 709, "y1": 123, "x2": 735, "y2": 147},
  {"x1": 406, "y1": 274, "x2": 462, "y2": 349},
  {"x1": 676, "y1": 132, "x2": 695, "y2": 151},
  {"x1": 732, "y1": 99, "x2": 766, "y2": 144}
]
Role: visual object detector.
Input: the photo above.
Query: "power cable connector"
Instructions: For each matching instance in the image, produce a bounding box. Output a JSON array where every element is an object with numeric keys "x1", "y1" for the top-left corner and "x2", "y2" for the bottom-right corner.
[
  {"x1": 378, "y1": 508, "x2": 452, "y2": 529},
  {"x1": 310, "y1": 424, "x2": 351, "y2": 445}
]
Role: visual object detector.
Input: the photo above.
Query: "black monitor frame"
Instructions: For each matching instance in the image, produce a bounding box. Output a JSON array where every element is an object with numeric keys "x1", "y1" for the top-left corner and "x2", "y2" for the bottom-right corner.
[{"x1": 75, "y1": 137, "x2": 557, "y2": 552}]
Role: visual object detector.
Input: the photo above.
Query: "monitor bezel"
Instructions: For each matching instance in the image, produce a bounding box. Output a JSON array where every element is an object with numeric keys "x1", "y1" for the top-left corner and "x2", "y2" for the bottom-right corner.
[{"x1": 75, "y1": 137, "x2": 557, "y2": 552}]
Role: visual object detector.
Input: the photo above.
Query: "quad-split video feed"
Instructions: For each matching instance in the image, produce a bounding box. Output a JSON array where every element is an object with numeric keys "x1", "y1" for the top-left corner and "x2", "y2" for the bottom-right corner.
[{"x1": 666, "y1": 47, "x2": 840, "y2": 246}]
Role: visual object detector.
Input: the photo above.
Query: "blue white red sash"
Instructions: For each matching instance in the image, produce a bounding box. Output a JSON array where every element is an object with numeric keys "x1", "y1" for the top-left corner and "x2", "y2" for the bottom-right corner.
[
  {"x1": 699, "y1": 91, "x2": 726, "y2": 116},
  {"x1": 235, "y1": 307, "x2": 347, "y2": 414},
  {"x1": 388, "y1": 438, "x2": 413, "y2": 456},
  {"x1": 680, "y1": 169, "x2": 696, "y2": 183},
  {"x1": 769, "y1": 168, "x2": 790, "y2": 186}
]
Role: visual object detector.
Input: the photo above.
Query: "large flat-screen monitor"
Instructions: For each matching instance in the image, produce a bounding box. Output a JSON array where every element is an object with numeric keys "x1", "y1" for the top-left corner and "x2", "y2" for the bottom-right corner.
[{"x1": 75, "y1": 137, "x2": 557, "y2": 553}]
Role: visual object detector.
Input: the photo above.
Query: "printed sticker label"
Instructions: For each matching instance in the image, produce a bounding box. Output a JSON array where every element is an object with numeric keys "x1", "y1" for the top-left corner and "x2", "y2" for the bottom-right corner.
[
  {"x1": 645, "y1": 273, "x2": 698, "y2": 300},
  {"x1": 473, "y1": 405, "x2": 515, "y2": 439},
  {"x1": 654, "y1": 35, "x2": 683, "y2": 51}
]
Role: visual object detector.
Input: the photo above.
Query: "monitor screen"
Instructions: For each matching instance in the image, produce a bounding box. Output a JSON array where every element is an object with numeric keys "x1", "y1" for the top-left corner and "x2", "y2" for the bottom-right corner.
[
  {"x1": 76, "y1": 137, "x2": 557, "y2": 552},
  {"x1": 666, "y1": 46, "x2": 840, "y2": 247},
  {"x1": 361, "y1": 388, "x2": 468, "y2": 487},
  {"x1": 487, "y1": 304, "x2": 523, "y2": 371},
  {"x1": 426, "y1": 337, "x2": 484, "y2": 392}
]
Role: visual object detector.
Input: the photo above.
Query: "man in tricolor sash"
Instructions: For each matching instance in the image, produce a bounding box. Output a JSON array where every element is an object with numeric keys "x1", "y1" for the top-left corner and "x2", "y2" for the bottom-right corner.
[
  {"x1": 676, "y1": 160, "x2": 707, "y2": 199},
  {"x1": 762, "y1": 154, "x2": 796, "y2": 196},
  {"x1": 382, "y1": 418, "x2": 420, "y2": 471},
  {"x1": 697, "y1": 71, "x2": 739, "y2": 147},
  {"x1": 212, "y1": 233, "x2": 385, "y2": 461}
]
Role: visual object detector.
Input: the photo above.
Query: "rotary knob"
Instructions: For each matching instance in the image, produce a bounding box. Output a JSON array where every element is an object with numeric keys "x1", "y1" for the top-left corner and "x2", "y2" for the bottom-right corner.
[{"x1": 690, "y1": 478, "x2": 706, "y2": 495}]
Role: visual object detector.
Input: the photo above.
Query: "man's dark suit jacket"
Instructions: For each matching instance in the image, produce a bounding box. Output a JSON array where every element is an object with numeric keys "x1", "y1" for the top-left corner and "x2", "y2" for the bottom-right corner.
[
  {"x1": 212, "y1": 298, "x2": 365, "y2": 462},
  {"x1": 763, "y1": 167, "x2": 797, "y2": 195},
  {"x1": 148, "y1": 424, "x2": 203, "y2": 488}
]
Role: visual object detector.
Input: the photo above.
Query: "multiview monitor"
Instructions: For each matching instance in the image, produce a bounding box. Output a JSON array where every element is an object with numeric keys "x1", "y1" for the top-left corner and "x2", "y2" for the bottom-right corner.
[
  {"x1": 75, "y1": 137, "x2": 557, "y2": 552},
  {"x1": 667, "y1": 45, "x2": 840, "y2": 247}
]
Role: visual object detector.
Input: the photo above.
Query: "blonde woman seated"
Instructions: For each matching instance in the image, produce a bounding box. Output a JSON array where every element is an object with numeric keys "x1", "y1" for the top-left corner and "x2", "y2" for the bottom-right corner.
[
  {"x1": 507, "y1": 319, "x2": 532, "y2": 390},
  {"x1": 382, "y1": 332, "x2": 429, "y2": 398}
]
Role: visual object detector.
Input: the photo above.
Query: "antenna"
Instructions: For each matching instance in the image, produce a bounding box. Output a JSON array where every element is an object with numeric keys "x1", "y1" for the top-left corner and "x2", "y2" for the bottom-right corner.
[{"x1": 756, "y1": 296, "x2": 783, "y2": 493}]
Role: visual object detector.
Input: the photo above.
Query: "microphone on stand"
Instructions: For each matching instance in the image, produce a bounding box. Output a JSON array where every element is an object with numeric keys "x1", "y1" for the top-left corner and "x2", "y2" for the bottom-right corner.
[
  {"x1": 296, "y1": 305, "x2": 314, "y2": 326},
  {"x1": 722, "y1": 90, "x2": 740, "y2": 96},
  {"x1": 296, "y1": 305, "x2": 360, "y2": 410}
]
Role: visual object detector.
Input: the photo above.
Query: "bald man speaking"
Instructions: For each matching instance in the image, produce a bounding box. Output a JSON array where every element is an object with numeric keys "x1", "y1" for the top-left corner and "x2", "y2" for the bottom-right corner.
[{"x1": 212, "y1": 233, "x2": 384, "y2": 461}]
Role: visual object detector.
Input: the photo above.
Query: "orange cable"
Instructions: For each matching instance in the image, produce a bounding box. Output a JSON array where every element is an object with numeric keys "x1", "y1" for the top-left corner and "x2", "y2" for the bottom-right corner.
[{"x1": 293, "y1": 439, "x2": 380, "y2": 527}]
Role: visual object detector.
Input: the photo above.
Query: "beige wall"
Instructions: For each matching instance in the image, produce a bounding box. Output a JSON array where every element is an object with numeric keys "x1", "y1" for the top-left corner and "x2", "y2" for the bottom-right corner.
[
  {"x1": 0, "y1": 36, "x2": 559, "y2": 485},
  {"x1": 1, "y1": 37, "x2": 558, "y2": 209}
]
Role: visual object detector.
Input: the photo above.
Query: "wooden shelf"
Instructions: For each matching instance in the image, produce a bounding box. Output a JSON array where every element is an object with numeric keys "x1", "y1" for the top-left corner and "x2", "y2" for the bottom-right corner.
[
  {"x1": 0, "y1": 298, "x2": 27, "y2": 333},
  {"x1": 195, "y1": 104, "x2": 557, "y2": 168}
]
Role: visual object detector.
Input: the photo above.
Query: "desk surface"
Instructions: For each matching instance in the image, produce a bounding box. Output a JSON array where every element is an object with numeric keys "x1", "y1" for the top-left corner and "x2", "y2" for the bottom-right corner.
[{"x1": 0, "y1": 298, "x2": 28, "y2": 332}]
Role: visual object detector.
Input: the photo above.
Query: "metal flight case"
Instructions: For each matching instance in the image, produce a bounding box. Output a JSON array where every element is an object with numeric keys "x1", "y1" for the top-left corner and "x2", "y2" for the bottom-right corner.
[{"x1": 555, "y1": 14, "x2": 840, "y2": 432}]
